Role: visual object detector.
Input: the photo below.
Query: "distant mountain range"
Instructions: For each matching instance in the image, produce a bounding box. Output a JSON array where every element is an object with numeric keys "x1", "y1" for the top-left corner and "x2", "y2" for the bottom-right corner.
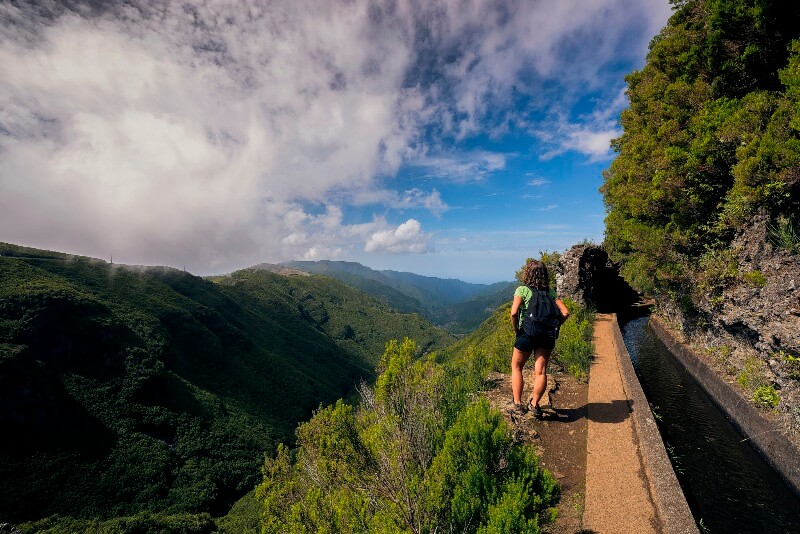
[
  {"x1": 261, "y1": 260, "x2": 516, "y2": 335},
  {"x1": 0, "y1": 243, "x2": 453, "y2": 524}
]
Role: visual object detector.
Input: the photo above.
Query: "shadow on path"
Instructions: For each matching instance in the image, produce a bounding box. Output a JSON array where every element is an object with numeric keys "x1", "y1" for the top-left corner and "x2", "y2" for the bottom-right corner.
[
  {"x1": 586, "y1": 399, "x2": 632, "y2": 424},
  {"x1": 549, "y1": 400, "x2": 631, "y2": 424}
]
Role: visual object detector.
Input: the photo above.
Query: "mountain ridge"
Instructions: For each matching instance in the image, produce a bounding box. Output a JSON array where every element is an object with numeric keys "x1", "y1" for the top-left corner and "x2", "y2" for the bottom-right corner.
[{"x1": 280, "y1": 260, "x2": 516, "y2": 334}]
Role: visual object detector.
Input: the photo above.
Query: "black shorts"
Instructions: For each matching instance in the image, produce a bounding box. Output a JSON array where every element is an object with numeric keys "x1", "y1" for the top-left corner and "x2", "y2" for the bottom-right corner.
[{"x1": 514, "y1": 332, "x2": 556, "y2": 352}]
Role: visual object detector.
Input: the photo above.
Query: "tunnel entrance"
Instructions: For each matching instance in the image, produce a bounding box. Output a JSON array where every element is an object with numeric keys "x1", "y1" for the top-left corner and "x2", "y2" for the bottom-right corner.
[{"x1": 558, "y1": 245, "x2": 641, "y2": 313}]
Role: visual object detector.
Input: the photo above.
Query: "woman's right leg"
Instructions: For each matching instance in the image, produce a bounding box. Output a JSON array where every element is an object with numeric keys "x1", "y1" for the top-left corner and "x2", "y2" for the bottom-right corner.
[{"x1": 511, "y1": 348, "x2": 531, "y2": 405}]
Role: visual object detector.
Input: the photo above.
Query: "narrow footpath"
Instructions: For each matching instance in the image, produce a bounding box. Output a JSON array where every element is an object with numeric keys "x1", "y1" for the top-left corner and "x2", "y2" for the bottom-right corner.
[
  {"x1": 583, "y1": 314, "x2": 659, "y2": 533},
  {"x1": 490, "y1": 313, "x2": 694, "y2": 532}
]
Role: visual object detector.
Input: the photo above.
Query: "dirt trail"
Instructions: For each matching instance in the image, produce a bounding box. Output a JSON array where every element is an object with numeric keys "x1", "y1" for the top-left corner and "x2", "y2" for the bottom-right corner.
[
  {"x1": 485, "y1": 368, "x2": 588, "y2": 534},
  {"x1": 583, "y1": 314, "x2": 659, "y2": 533}
]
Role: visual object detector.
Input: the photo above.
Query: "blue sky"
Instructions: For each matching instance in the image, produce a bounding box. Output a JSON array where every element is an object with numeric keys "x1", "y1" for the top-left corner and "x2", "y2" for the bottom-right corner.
[{"x1": 0, "y1": 0, "x2": 673, "y2": 283}]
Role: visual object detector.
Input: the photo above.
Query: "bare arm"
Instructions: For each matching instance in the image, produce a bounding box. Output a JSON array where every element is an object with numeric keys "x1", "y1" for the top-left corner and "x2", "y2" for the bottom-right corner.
[
  {"x1": 555, "y1": 298, "x2": 570, "y2": 323},
  {"x1": 510, "y1": 295, "x2": 523, "y2": 336}
]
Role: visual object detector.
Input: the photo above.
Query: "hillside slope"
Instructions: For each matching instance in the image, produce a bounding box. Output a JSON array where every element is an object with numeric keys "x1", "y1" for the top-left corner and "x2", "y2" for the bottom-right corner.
[
  {"x1": 0, "y1": 243, "x2": 452, "y2": 523},
  {"x1": 256, "y1": 261, "x2": 424, "y2": 315},
  {"x1": 446, "y1": 281, "x2": 517, "y2": 335},
  {"x1": 281, "y1": 260, "x2": 514, "y2": 333}
]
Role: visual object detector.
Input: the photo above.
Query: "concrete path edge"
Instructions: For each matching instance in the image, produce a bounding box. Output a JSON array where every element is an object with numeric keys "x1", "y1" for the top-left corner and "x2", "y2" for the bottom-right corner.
[
  {"x1": 610, "y1": 314, "x2": 699, "y2": 534},
  {"x1": 650, "y1": 315, "x2": 800, "y2": 498}
]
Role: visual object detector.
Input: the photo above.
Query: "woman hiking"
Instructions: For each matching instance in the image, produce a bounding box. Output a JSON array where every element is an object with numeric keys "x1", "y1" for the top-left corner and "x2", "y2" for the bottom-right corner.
[{"x1": 509, "y1": 259, "x2": 569, "y2": 418}]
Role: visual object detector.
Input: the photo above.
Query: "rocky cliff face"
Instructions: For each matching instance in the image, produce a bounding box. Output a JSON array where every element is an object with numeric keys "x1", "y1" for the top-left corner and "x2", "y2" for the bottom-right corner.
[
  {"x1": 557, "y1": 244, "x2": 640, "y2": 312},
  {"x1": 658, "y1": 213, "x2": 800, "y2": 441}
]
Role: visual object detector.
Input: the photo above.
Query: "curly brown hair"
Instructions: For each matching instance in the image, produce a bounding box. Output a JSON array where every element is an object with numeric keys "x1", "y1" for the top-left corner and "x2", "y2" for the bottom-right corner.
[{"x1": 520, "y1": 259, "x2": 549, "y2": 290}]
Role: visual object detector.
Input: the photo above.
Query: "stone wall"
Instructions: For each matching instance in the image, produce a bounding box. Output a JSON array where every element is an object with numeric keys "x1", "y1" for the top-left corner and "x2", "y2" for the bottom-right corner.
[{"x1": 657, "y1": 212, "x2": 800, "y2": 443}]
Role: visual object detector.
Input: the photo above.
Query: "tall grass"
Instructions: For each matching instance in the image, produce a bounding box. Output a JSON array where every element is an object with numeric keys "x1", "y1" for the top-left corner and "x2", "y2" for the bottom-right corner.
[
  {"x1": 768, "y1": 215, "x2": 799, "y2": 254},
  {"x1": 552, "y1": 299, "x2": 595, "y2": 382}
]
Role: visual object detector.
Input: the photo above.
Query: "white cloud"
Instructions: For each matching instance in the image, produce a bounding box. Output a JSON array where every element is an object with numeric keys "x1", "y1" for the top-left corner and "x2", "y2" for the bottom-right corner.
[
  {"x1": 539, "y1": 125, "x2": 622, "y2": 161},
  {"x1": 411, "y1": 151, "x2": 509, "y2": 182},
  {"x1": 365, "y1": 219, "x2": 430, "y2": 254},
  {"x1": 303, "y1": 245, "x2": 345, "y2": 260},
  {"x1": 535, "y1": 90, "x2": 629, "y2": 161},
  {"x1": 0, "y1": 0, "x2": 672, "y2": 272},
  {"x1": 279, "y1": 205, "x2": 383, "y2": 260},
  {"x1": 276, "y1": 205, "x2": 434, "y2": 259},
  {"x1": 348, "y1": 187, "x2": 449, "y2": 216},
  {"x1": 399, "y1": 189, "x2": 448, "y2": 215},
  {"x1": 528, "y1": 178, "x2": 550, "y2": 187},
  {"x1": 0, "y1": 2, "x2": 423, "y2": 271}
]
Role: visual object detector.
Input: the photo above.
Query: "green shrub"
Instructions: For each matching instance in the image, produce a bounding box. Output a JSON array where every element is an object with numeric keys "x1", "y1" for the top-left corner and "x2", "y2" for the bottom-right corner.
[
  {"x1": 552, "y1": 299, "x2": 594, "y2": 382},
  {"x1": 753, "y1": 385, "x2": 780, "y2": 408},
  {"x1": 696, "y1": 248, "x2": 739, "y2": 307},
  {"x1": 768, "y1": 215, "x2": 799, "y2": 254},
  {"x1": 741, "y1": 270, "x2": 767, "y2": 288},
  {"x1": 215, "y1": 490, "x2": 260, "y2": 533},
  {"x1": 778, "y1": 350, "x2": 800, "y2": 380},
  {"x1": 706, "y1": 344, "x2": 739, "y2": 375},
  {"x1": 427, "y1": 399, "x2": 557, "y2": 532},
  {"x1": 737, "y1": 355, "x2": 769, "y2": 391},
  {"x1": 257, "y1": 339, "x2": 559, "y2": 533},
  {"x1": 478, "y1": 478, "x2": 547, "y2": 534},
  {"x1": 706, "y1": 344, "x2": 733, "y2": 366}
]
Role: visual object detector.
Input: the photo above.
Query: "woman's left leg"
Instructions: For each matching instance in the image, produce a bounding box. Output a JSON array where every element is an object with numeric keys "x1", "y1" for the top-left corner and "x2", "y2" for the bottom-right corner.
[
  {"x1": 529, "y1": 347, "x2": 553, "y2": 408},
  {"x1": 511, "y1": 348, "x2": 531, "y2": 405}
]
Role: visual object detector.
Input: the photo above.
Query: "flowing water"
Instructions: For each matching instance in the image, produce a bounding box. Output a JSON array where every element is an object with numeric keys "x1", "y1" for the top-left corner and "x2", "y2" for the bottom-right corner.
[{"x1": 620, "y1": 315, "x2": 800, "y2": 533}]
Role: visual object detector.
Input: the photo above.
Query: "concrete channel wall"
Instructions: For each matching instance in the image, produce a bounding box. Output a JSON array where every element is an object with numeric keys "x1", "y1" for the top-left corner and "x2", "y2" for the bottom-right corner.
[
  {"x1": 650, "y1": 316, "x2": 800, "y2": 497},
  {"x1": 609, "y1": 315, "x2": 699, "y2": 534}
]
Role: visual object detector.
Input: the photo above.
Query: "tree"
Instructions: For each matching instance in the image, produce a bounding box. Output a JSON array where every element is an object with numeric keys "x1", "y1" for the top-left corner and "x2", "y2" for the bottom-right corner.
[{"x1": 601, "y1": 0, "x2": 800, "y2": 296}]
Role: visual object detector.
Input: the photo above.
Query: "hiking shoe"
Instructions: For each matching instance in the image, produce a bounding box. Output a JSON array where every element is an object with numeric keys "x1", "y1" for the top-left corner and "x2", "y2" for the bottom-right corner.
[
  {"x1": 532, "y1": 404, "x2": 543, "y2": 419},
  {"x1": 508, "y1": 402, "x2": 528, "y2": 416}
]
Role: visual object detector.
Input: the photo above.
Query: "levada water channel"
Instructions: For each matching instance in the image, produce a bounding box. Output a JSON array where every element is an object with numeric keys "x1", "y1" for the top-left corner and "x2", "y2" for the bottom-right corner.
[{"x1": 619, "y1": 314, "x2": 800, "y2": 533}]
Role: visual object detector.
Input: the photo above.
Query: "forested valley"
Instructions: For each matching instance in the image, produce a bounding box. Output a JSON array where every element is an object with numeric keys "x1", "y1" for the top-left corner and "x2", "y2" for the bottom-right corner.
[{"x1": 0, "y1": 242, "x2": 453, "y2": 530}]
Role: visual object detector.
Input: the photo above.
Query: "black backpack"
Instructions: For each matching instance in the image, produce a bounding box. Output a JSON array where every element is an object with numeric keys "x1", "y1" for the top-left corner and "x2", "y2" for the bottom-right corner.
[{"x1": 521, "y1": 287, "x2": 561, "y2": 339}]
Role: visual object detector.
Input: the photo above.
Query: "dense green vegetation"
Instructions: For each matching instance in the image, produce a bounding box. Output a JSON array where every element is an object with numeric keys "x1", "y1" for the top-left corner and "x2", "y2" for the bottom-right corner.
[
  {"x1": 270, "y1": 261, "x2": 426, "y2": 315},
  {"x1": 602, "y1": 0, "x2": 800, "y2": 297},
  {"x1": 18, "y1": 512, "x2": 217, "y2": 534},
  {"x1": 283, "y1": 260, "x2": 515, "y2": 334},
  {"x1": 0, "y1": 243, "x2": 452, "y2": 525},
  {"x1": 257, "y1": 339, "x2": 558, "y2": 533}
]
